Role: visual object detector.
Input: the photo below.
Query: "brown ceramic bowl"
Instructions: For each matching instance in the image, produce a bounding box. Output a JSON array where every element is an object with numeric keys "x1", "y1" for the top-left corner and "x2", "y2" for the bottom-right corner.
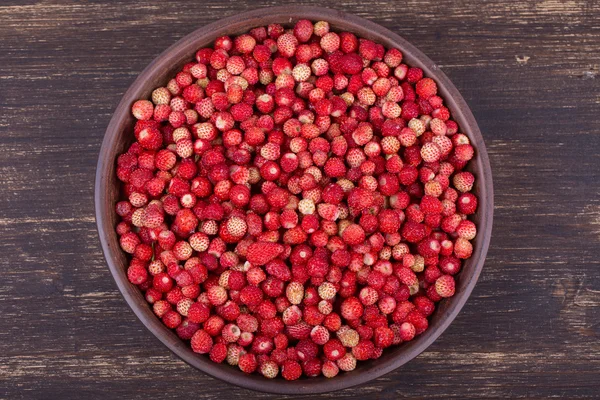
[{"x1": 95, "y1": 6, "x2": 493, "y2": 394}]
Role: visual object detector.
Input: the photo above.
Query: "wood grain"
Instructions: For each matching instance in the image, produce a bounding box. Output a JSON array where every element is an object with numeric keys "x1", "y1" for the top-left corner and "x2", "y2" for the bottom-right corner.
[{"x1": 0, "y1": 0, "x2": 599, "y2": 399}]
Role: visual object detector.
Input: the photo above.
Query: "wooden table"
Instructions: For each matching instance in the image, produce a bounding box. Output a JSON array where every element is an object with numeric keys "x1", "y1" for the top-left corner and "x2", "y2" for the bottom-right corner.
[{"x1": 1, "y1": 1, "x2": 599, "y2": 398}]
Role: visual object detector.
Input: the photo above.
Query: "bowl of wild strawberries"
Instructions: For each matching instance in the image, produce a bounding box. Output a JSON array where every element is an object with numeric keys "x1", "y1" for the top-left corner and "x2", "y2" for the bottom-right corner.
[{"x1": 95, "y1": 6, "x2": 493, "y2": 394}]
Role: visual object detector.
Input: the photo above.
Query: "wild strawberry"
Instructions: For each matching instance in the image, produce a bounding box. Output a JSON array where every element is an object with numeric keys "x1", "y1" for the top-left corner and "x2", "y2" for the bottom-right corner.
[
  {"x1": 119, "y1": 232, "x2": 140, "y2": 254},
  {"x1": 207, "y1": 285, "x2": 227, "y2": 306},
  {"x1": 285, "y1": 282, "x2": 304, "y2": 305},
  {"x1": 175, "y1": 297, "x2": 194, "y2": 317},
  {"x1": 414, "y1": 77, "x2": 437, "y2": 99},
  {"x1": 317, "y1": 339, "x2": 344, "y2": 362},
  {"x1": 238, "y1": 353, "x2": 258, "y2": 373},
  {"x1": 224, "y1": 216, "x2": 247, "y2": 239},
  {"x1": 116, "y1": 25, "x2": 482, "y2": 374},
  {"x1": 240, "y1": 285, "x2": 264, "y2": 306},
  {"x1": 454, "y1": 237, "x2": 473, "y2": 259},
  {"x1": 277, "y1": 33, "x2": 298, "y2": 58},
  {"x1": 310, "y1": 325, "x2": 330, "y2": 345},
  {"x1": 399, "y1": 322, "x2": 416, "y2": 341},
  {"x1": 152, "y1": 300, "x2": 171, "y2": 318},
  {"x1": 162, "y1": 310, "x2": 182, "y2": 329},
  {"x1": 340, "y1": 297, "x2": 363, "y2": 321},
  {"x1": 453, "y1": 171, "x2": 475, "y2": 192},
  {"x1": 293, "y1": 19, "x2": 313, "y2": 42},
  {"x1": 127, "y1": 261, "x2": 148, "y2": 285},
  {"x1": 176, "y1": 318, "x2": 200, "y2": 340},
  {"x1": 135, "y1": 126, "x2": 163, "y2": 150},
  {"x1": 187, "y1": 302, "x2": 210, "y2": 324},
  {"x1": 352, "y1": 340, "x2": 375, "y2": 360},
  {"x1": 455, "y1": 144, "x2": 474, "y2": 162},
  {"x1": 457, "y1": 192, "x2": 478, "y2": 214},
  {"x1": 401, "y1": 221, "x2": 427, "y2": 243},
  {"x1": 445, "y1": 119, "x2": 458, "y2": 134},
  {"x1": 208, "y1": 342, "x2": 227, "y2": 364},
  {"x1": 341, "y1": 224, "x2": 365, "y2": 246},
  {"x1": 320, "y1": 32, "x2": 340, "y2": 53},
  {"x1": 190, "y1": 329, "x2": 213, "y2": 354},
  {"x1": 337, "y1": 353, "x2": 357, "y2": 371},
  {"x1": 373, "y1": 326, "x2": 394, "y2": 348},
  {"x1": 221, "y1": 323, "x2": 241, "y2": 343},
  {"x1": 151, "y1": 87, "x2": 172, "y2": 105},
  {"x1": 347, "y1": 187, "x2": 373, "y2": 212},
  {"x1": 377, "y1": 209, "x2": 400, "y2": 234},
  {"x1": 279, "y1": 360, "x2": 302, "y2": 381},
  {"x1": 321, "y1": 310, "x2": 341, "y2": 331},
  {"x1": 381, "y1": 48, "x2": 402, "y2": 68},
  {"x1": 313, "y1": 359, "x2": 335, "y2": 378},
  {"x1": 435, "y1": 275, "x2": 456, "y2": 297},
  {"x1": 234, "y1": 34, "x2": 255, "y2": 54},
  {"x1": 432, "y1": 106, "x2": 450, "y2": 120},
  {"x1": 318, "y1": 282, "x2": 337, "y2": 301},
  {"x1": 236, "y1": 314, "x2": 258, "y2": 332},
  {"x1": 456, "y1": 220, "x2": 477, "y2": 240},
  {"x1": 260, "y1": 360, "x2": 279, "y2": 378},
  {"x1": 420, "y1": 142, "x2": 441, "y2": 163},
  {"x1": 132, "y1": 100, "x2": 154, "y2": 120}
]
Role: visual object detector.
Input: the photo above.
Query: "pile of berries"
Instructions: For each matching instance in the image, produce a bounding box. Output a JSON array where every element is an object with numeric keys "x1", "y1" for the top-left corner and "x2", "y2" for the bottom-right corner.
[{"x1": 115, "y1": 19, "x2": 478, "y2": 380}]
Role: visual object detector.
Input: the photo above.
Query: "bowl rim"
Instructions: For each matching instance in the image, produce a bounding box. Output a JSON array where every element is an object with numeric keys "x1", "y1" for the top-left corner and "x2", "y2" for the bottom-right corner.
[{"x1": 95, "y1": 5, "x2": 493, "y2": 394}]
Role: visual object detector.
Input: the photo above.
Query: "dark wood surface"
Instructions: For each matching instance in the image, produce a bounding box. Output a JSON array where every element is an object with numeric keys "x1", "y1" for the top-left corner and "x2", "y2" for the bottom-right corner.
[{"x1": 1, "y1": 0, "x2": 599, "y2": 398}]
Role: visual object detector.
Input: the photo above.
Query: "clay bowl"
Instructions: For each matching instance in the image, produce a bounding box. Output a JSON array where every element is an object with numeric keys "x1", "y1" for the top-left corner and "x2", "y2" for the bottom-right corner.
[{"x1": 95, "y1": 6, "x2": 493, "y2": 394}]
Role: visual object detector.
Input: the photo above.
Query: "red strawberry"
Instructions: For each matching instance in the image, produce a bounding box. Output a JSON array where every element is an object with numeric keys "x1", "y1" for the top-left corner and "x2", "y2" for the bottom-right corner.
[
  {"x1": 187, "y1": 302, "x2": 210, "y2": 323},
  {"x1": 190, "y1": 329, "x2": 213, "y2": 354},
  {"x1": 209, "y1": 342, "x2": 227, "y2": 363},
  {"x1": 277, "y1": 33, "x2": 298, "y2": 58},
  {"x1": 238, "y1": 353, "x2": 258, "y2": 373},
  {"x1": 172, "y1": 209, "x2": 198, "y2": 238},
  {"x1": 359, "y1": 39, "x2": 378, "y2": 60},
  {"x1": 246, "y1": 241, "x2": 284, "y2": 266},
  {"x1": 352, "y1": 340, "x2": 375, "y2": 360},
  {"x1": 401, "y1": 221, "x2": 427, "y2": 243},
  {"x1": 293, "y1": 19, "x2": 313, "y2": 43},
  {"x1": 415, "y1": 77, "x2": 438, "y2": 99},
  {"x1": 453, "y1": 171, "x2": 475, "y2": 192},
  {"x1": 239, "y1": 285, "x2": 263, "y2": 307},
  {"x1": 399, "y1": 322, "x2": 416, "y2": 341},
  {"x1": 281, "y1": 360, "x2": 302, "y2": 381},
  {"x1": 320, "y1": 32, "x2": 340, "y2": 53},
  {"x1": 340, "y1": 297, "x2": 363, "y2": 320},
  {"x1": 317, "y1": 203, "x2": 339, "y2": 221},
  {"x1": 341, "y1": 53, "x2": 363, "y2": 74},
  {"x1": 378, "y1": 209, "x2": 400, "y2": 234},
  {"x1": 347, "y1": 188, "x2": 374, "y2": 212},
  {"x1": 342, "y1": 224, "x2": 366, "y2": 245},
  {"x1": 457, "y1": 192, "x2": 478, "y2": 214},
  {"x1": 405, "y1": 310, "x2": 428, "y2": 335},
  {"x1": 286, "y1": 322, "x2": 312, "y2": 340},
  {"x1": 136, "y1": 127, "x2": 163, "y2": 150},
  {"x1": 131, "y1": 100, "x2": 154, "y2": 120},
  {"x1": 374, "y1": 326, "x2": 394, "y2": 348}
]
